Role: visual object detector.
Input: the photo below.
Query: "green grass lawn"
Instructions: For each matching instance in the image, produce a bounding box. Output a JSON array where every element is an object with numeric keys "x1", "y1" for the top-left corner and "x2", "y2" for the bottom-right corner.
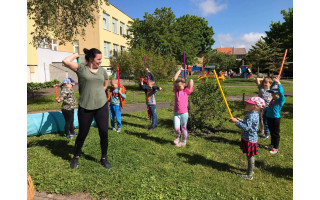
[
  {"x1": 27, "y1": 97, "x2": 293, "y2": 199},
  {"x1": 27, "y1": 78, "x2": 293, "y2": 112}
]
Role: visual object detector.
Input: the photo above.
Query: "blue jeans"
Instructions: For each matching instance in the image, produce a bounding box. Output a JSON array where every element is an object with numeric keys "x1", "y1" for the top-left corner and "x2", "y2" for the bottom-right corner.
[
  {"x1": 110, "y1": 104, "x2": 122, "y2": 129},
  {"x1": 263, "y1": 108, "x2": 269, "y2": 136},
  {"x1": 148, "y1": 104, "x2": 158, "y2": 128}
]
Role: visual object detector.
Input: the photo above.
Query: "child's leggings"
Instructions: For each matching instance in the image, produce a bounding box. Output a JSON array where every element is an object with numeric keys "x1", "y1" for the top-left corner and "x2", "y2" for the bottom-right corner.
[
  {"x1": 247, "y1": 155, "x2": 255, "y2": 176},
  {"x1": 173, "y1": 112, "x2": 188, "y2": 143},
  {"x1": 110, "y1": 104, "x2": 122, "y2": 129},
  {"x1": 267, "y1": 117, "x2": 281, "y2": 149},
  {"x1": 62, "y1": 109, "x2": 75, "y2": 136}
]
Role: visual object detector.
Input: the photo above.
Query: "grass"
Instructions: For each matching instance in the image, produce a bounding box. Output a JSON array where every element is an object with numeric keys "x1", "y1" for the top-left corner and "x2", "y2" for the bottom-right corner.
[
  {"x1": 27, "y1": 97, "x2": 293, "y2": 199},
  {"x1": 27, "y1": 77, "x2": 293, "y2": 112}
]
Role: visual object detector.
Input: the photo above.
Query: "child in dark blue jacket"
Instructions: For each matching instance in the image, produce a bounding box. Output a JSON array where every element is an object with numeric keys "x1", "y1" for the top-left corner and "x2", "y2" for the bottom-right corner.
[{"x1": 265, "y1": 78, "x2": 286, "y2": 154}]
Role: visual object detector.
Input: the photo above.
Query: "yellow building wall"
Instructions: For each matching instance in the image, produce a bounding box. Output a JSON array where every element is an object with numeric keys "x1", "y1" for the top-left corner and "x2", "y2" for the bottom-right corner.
[
  {"x1": 99, "y1": 3, "x2": 133, "y2": 66},
  {"x1": 27, "y1": 18, "x2": 38, "y2": 65}
]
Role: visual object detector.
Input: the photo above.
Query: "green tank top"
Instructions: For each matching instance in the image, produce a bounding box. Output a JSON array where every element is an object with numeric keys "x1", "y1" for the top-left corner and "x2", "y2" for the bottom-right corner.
[{"x1": 76, "y1": 63, "x2": 109, "y2": 110}]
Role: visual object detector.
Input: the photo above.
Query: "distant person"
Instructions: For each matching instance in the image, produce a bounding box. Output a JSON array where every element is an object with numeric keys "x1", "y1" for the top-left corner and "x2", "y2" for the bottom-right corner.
[
  {"x1": 230, "y1": 97, "x2": 266, "y2": 180},
  {"x1": 172, "y1": 67, "x2": 194, "y2": 147},
  {"x1": 62, "y1": 48, "x2": 111, "y2": 169},
  {"x1": 55, "y1": 78, "x2": 77, "y2": 138}
]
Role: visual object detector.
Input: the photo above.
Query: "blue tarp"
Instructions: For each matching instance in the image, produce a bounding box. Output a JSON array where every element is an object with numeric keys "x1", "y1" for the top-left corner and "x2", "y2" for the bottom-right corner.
[
  {"x1": 192, "y1": 66, "x2": 202, "y2": 71},
  {"x1": 27, "y1": 109, "x2": 96, "y2": 137}
]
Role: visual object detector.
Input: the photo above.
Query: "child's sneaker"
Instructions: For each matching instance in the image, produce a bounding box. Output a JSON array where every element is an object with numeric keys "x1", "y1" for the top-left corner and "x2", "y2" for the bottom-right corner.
[
  {"x1": 237, "y1": 174, "x2": 253, "y2": 180},
  {"x1": 264, "y1": 144, "x2": 273, "y2": 149},
  {"x1": 70, "y1": 157, "x2": 79, "y2": 169},
  {"x1": 269, "y1": 148, "x2": 278, "y2": 154},
  {"x1": 261, "y1": 134, "x2": 269, "y2": 139},
  {"x1": 100, "y1": 158, "x2": 112, "y2": 169},
  {"x1": 70, "y1": 132, "x2": 78, "y2": 137},
  {"x1": 117, "y1": 128, "x2": 121, "y2": 133},
  {"x1": 66, "y1": 134, "x2": 72, "y2": 138},
  {"x1": 112, "y1": 127, "x2": 117, "y2": 131},
  {"x1": 173, "y1": 138, "x2": 180, "y2": 145},
  {"x1": 176, "y1": 142, "x2": 186, "y2": 147}
]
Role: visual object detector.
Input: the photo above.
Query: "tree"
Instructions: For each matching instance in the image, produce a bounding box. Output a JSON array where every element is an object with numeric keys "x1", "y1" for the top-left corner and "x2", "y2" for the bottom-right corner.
[
  {"x1": 27, "y1": 0, "x2": 109, "y2": 47},
  {"x1": 126, "y1": 7, "x2": 215, "y2": 65},
  {"x1": 264, "y1": 8, "x2": 293, "y2": 62},
  {"x1": 205, "y1": 50, "x2": 237, "y2": 72}
]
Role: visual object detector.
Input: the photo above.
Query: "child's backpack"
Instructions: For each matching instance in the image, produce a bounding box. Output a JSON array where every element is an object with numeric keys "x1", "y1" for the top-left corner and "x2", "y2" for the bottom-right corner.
[{"x1": 107, "y1": 84, "x2": 126, "y2": 109}]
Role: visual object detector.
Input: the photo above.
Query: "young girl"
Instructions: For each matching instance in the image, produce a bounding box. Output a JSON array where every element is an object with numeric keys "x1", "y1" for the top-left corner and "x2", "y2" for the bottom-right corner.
[
  {"x1": 256, "y1": 77, "x2": 273, "y2": 139},
  {"x1": 107, "y1": 79, "x2": 126, "y2": 133},
  {"x1": 172, "y1": 68, "x2": 194, "y2": 147},
  {"x1": 56, "y1": 78, "x2": 77, "y2": 138},
  {"x1": 230, "y1": 97, "x2": 265, "y2": 180}
]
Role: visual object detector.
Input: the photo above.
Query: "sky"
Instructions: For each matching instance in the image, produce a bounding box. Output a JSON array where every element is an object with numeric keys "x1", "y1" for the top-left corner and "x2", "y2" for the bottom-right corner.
[{"x1": 110, "y1": 0, "x2": 293, "y2": 52}]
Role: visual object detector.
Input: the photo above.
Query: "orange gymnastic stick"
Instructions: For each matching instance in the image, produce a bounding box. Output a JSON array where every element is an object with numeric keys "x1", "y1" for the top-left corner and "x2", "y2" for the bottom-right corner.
[
  {"x1": 277, "y1": 49, "x2": 288, "y2": 79},
  {"x1": 54, "y1": 85, "x2": 58, "y2": 99}
]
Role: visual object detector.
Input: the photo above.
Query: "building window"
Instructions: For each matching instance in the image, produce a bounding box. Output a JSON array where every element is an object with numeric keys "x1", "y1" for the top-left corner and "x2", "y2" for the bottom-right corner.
[
  {"x1": 38, "y1": 39, "x2": 49, "y2": 49},
  {"x1": 104, "y1": 41, "x2": 111, "y2": 58},
  {"x1": 112, "y1": 18, "x2": 118, "y2": 34},
  {"x1": 113, "y1": 44, "x2": 119, "y2": 58},
  {"x1": 73, "y1": 40, "x2": 79, "y2": 53},
  {"x1": 103, "y1": 12, "x2": 110, "y2": 31},
  {"x1": 120, "y1": 22, "x2": 125, "y2": 35},
  {"x1": 126, "y1": 25, "x2": 131, "y2": 36},
  {"x1": 51, "y1": 39, "x2": 58, "y2": 51},
  {"x1": 121, "y1": 46, "x2": 125, "y2": 52}
]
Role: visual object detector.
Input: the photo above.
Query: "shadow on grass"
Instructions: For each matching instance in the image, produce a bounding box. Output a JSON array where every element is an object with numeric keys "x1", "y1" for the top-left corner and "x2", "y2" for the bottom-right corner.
[
  {"x1": 125, "y1": 130, "x2": 173, "y2": 145},
  {"x1": 122, "y1": 113, "x2": 147, "y2": 120},
  {"x1": 121, "y1": 120, "x2": 146, "y2": 129},
  {"x1": 27, "y1": 139, "x2": 97, "y2": 162},
  {"x1": 157, "y1": 118, "x2": 173, "y2": 129},
  {"x1": 281, "y1": 103, "x2": 293, "y2": 119},
  {"x1": 177, "y1": 153, "x2": 240, "y2": 173},
  {"x1": 255, "y1": 160, "x2": 293, "y2": 180},
  {"x1": 203, "y1": 135, "x2": 240, "y2": 146}
]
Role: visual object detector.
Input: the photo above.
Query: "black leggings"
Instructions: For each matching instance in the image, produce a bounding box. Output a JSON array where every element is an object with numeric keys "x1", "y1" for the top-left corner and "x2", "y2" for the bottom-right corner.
[
  {"x1": 267, "y1": 117, "x2": 281, "y2": 149},
  {"x1": 74, "y1": 103, "x2": 109, "y2": 158},
  {"x1": 62, "y1": 109, "x2": 75, "y2": 136}
]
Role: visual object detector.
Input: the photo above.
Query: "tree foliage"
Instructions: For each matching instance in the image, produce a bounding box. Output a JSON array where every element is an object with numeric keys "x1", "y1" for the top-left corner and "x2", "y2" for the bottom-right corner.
[
  {"x1": 126, "y1": 7, "x2": 215, "y2": 65},
  {"x1": 27, "y1": 0, "x2": 109, "y2": 47},
  {"x1": 205, "y1": 50, "x2": 237, "y2": 72},
  {"x1": 264, "y1": 8, "x2": 293, "y2": 62},
  {"x1": 109, "y1": 47, "x2": 177, "y2": 81}
]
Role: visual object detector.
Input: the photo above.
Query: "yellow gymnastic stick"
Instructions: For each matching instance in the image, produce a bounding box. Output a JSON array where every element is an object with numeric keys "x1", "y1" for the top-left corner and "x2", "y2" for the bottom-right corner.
[{"x1": 213, "y1": 69, "x2": 233, "y2": 119}]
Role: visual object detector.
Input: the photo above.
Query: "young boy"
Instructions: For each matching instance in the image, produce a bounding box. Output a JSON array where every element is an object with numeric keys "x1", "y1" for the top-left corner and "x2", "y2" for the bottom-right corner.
[
  {"x1": 108, "y1": 79, "x2": 126, "y2": 133},
  {"x1": 56, "y1": 78, "x2": 77, "y2": 138},
  {"x1": 265, "y1": 78, "x2": 286, "y2": 154},
  {"x1": 140, "y1": 80, "x2": 162, "y2": 131},
  {"x1": 256, "y1": 77, "x2": 273, "y2": 139}
]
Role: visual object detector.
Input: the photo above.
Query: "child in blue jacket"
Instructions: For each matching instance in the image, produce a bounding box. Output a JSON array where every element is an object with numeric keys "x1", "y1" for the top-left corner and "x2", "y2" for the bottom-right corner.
[
  {"x1": 265, "y1": 78, "x2": 286, "y2": 154},
  {"x1": 230, "y1": 97, "x2": 266, "y2": 180}
]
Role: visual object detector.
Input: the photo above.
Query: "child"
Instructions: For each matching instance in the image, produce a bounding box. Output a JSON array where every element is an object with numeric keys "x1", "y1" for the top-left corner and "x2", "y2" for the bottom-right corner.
[
  {"x1": 230, "y1": 97, "x2": 265, "y2": 180},
  {"x1": 265, "y1": 78, "x2": 286, "y2": 154},
  {"x1": 256, "y1": 77, "x2": 273, "y2": 139},
  {"x1": 56, "y1": 78, "x2": 77, "y2": 138},
  {"x1": 107, "y1": 79, "x2": 126, "y2": 133},
  {"x1": 172, "y1": 68, "x2": 194, "y2": 147},
  {"x1": 140, "y1": 79, "x2": 162, "y2": 131}
]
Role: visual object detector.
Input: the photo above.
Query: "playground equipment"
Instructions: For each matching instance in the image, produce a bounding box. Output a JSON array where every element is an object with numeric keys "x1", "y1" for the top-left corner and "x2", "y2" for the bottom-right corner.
[
  {"x1": 198, "y1": 66, "x2": 225, "y2": 83},
  {"x1": 241, "y1": 64, "x2": 252, "y2": 78}
]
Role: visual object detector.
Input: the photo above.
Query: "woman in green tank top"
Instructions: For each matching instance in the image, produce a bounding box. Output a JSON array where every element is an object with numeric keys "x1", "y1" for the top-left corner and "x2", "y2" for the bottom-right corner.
[{"x1": 62, "y1": 48, "x2": 111, "y2": 169}]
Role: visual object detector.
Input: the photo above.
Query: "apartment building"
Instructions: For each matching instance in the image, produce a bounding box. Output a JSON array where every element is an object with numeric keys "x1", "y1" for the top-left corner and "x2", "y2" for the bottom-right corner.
[{"x1": 27, "y1": 3, "x2": 133, "y2": 83}]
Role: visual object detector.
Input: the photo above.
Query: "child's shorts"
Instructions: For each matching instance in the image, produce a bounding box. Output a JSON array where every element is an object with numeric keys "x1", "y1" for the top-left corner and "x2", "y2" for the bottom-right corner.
[{"x1": 240, "y1": 138, "x2": 258, "y2": 156}]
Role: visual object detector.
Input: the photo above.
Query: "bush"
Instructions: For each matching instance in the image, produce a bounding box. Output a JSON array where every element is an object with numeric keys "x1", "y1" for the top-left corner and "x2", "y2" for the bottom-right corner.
[
  {"x1": 189, "y1": 79, "x2": 229, "y2": 133},
  {"x1": 27, "y1": 79, "x2": 60, "y2": 93}
]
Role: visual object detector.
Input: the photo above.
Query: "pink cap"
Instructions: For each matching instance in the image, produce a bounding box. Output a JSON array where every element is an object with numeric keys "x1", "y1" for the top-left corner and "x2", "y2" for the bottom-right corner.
[{"x1": 245, "y1": 97, "x2": 266, "y2": 109}]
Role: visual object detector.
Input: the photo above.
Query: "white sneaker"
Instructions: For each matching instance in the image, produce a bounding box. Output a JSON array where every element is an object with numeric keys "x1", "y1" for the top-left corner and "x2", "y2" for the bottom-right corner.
[
  {"x1": 269, "y1": 148, "x2": 278, "y2": 154},
  {"x1": 112, "y1": 127, "x2": 117, "y2": 131},
  {"x1": 117, "y1": 128, "x2": 121, "y2": 133}
]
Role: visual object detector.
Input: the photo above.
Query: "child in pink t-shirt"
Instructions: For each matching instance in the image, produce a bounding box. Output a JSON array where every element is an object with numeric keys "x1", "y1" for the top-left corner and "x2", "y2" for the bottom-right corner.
[{"x1": 173, "y1": 68, "x2": 194, "y2": 147}]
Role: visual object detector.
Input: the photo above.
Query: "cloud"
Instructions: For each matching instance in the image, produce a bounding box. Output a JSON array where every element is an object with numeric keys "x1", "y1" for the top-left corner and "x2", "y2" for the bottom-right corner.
[
  {"x1": 215, "y1": 32, "x2": 266, "y2": 51},
  {"x1": 192, "y1": 0, "x2": 227, "y2": 16}
]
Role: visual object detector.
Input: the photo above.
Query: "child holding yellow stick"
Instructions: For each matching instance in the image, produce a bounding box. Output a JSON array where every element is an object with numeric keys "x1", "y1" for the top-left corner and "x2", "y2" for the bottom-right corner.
[{"x1": 230, "y1": 97, "x2": 265, "y2": 180}]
